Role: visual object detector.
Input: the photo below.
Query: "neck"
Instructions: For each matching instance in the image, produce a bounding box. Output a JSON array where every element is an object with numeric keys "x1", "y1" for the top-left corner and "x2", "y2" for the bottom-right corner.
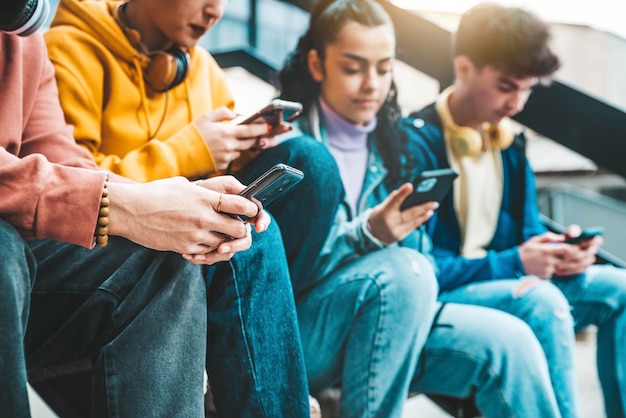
[
  {"x1": 119, "y1": 1, "x2": 171, "y2": 52},
  {"x1": 447, "y1": 87, "x2": 482, "y2": 131}
]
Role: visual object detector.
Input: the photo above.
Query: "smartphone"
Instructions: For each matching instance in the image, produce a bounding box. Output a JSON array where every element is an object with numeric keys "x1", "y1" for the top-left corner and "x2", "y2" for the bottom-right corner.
[
  {"x1": 564, "y1": 226, "x2": 604, "y2": 244},
  {"x1": 399, "y1": 168, "x2": 459, "y2": 211},
  {"x1": 239, "y1": 163, "x2": 304, "y2": 210},
  {"x1": 236, "y1": 99, "x2": 303, "y2": 128}
]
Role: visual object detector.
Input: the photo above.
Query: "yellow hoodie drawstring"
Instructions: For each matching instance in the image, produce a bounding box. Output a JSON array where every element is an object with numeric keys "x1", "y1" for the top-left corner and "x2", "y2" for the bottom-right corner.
[{"x1": 132, "y1": 56, "x2": 169, "y2": 140}]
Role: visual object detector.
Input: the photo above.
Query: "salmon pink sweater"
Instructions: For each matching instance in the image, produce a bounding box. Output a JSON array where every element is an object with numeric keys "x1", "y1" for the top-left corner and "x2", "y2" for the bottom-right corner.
[{"x1": 0, "y1": 32, "x2": 107, "y2": 247}]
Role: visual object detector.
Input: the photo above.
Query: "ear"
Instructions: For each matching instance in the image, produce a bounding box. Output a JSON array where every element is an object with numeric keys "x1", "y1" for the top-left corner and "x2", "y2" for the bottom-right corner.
[
  {"x1": 307, "y1": 49, "x2": 324, "y2": 83},
  {"x1": 453, "y1": 55, "x2": 474, "y2": 82}
]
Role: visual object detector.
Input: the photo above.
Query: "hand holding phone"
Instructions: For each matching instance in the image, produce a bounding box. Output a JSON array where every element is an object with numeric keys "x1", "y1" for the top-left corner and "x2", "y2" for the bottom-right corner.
[
  {"x1": 400, "y1": 168, "x2": 458, "y2": 211},
  {"x1": 564, "y1": 226, "x2": 604, "y2": 244}
]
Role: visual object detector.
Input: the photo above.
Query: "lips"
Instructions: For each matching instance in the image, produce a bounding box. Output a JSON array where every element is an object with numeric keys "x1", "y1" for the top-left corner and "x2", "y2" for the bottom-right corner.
[{"x1": 190, "y1": 24, "x2": 208, "y2": 37}]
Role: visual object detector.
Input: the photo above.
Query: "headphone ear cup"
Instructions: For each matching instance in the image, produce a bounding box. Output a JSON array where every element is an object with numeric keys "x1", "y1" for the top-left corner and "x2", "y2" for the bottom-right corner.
[
  {"x1": 144, "y1": 48, "x2": 189, "y2": 92},
  {"x1": 449, "y1": 127, "x2": 483, "y2": 157},
  {"x1": 168, "y1": 47, "x2": 189, "y2": 89},
  {"x1": 486, "y1": 120, "x2": 515, "y2": 150}
]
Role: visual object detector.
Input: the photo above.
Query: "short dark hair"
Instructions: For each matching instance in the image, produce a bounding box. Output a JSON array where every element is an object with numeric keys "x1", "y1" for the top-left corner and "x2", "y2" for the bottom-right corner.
[{"x1": 454, "y1": 2, "x2": 560, "y2": 77}]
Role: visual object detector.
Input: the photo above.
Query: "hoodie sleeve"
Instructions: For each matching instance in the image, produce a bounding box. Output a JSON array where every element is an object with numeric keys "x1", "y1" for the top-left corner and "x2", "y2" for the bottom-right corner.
[
  {"x1": 45, "y1": 22, "x2": 234, "y2": 182},
  {"x1": 0, "y1": 33, "x2": 106, "y2": 248}
]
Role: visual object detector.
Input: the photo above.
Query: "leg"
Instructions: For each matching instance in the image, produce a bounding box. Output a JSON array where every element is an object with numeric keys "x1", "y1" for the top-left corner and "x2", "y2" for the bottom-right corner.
[
  {"x1": 298, "y1": 247, "x2": 439, "y2": 418},
  {"x1": 205, "y1": 222, "x2": 309, "y2": 417},
  {"x1": 440, "y1": 279, "x2": 579, "y2": 418},
  {"x1": 0, "y1": 220, "x2": 36, "y2": 418},
  {"x1": 410, "y1": 303, "x2": 561, "y2": 418},
  {"x1": 553, "y1": 265, "x2": 626, "y2": 418},
  {"x1": 25, "y1": 237, "x2": 207, "y2": 418},
  {"x1": 235, "y1": 137, "x2": 343, "y2": 293}
]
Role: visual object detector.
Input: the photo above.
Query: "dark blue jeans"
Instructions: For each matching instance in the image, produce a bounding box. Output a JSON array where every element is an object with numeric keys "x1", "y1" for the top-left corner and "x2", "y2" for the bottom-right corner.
[
  {"x1": 0, "y1": 218, "x2": 309, "y2": 417},
  {"x1": 235, "y1": 137, "x2": 343, "y2": 296}
]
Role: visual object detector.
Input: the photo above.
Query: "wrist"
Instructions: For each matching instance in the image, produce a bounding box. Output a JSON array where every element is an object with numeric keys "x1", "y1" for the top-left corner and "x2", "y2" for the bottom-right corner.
[{"x1": 105, "y1": 182, "x2": 132, "y2": 239}]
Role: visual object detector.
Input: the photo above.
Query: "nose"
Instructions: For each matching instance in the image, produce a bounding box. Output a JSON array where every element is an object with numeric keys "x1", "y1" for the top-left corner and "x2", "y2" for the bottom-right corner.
[
  {"x1": 509, "y1": 90, "x2": 531, "y2": 115},
  {"x1": 363, "y1": 67, "x2": 380, "y2": 90}
]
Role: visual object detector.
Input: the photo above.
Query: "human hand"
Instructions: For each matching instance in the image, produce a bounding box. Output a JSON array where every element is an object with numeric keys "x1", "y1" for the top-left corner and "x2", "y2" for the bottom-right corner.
[
  {"x1": 368, "y1": 183, "x2": 438, "y2": 244},
  {"x1": 519, "y1": 232, "x2": 569, "y2": 279},
  {"x1": 106, "y1": 177, "x2": 255, "y2": 261},
  {"x1": 555, "y1": 224, "x2": 601, "y2": 276},
  {"x1": 194, "y1": 175, "x2": 271, "y2": 233},
  {"x1": 194, "y1": 107, "x2": 274, "y2": 171}
]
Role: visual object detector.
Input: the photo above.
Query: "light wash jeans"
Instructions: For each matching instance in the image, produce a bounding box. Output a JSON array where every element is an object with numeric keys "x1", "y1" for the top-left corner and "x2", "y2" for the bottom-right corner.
[
  {"x1": 410, "y1": 302, "x2": 561, "y2": 417},
  {"x1": 297, "y1": 247, "x2": 439, "y2": 418},
  {"x1": 439, "y1": 265, "x2": 626, "y2": 418}
]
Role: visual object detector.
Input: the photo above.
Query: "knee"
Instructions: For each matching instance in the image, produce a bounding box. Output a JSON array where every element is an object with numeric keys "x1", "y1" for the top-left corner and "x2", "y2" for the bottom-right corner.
[
  {"x1": 517, "y1": 280, "x2": 573, "y2": 327},
  {"x1": 369, "y1": 248, "x2": 439, "y2": 314}
]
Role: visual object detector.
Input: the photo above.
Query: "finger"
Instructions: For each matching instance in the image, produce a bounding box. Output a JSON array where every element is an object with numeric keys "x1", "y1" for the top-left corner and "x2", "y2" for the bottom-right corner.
[
  {"x1": 196, "y1": 175, "x2": 246, "y2": 194},
  {"x1": 256, "y1": 136, "x2": 278, "y2": 150},
  {"x1": 250, "y1": 210, "x2": 271, "y2": 232},
  {"x1": 210, "y1": 106, "x2": 238, "y2": 122},
  {"x1": 384, "y1": 183, "x2": 414, "y2": 210},
  {"x1": 234, "y1": 122, "x2": 272, "y2": 139},
  {"x1": 184, "y1": 252, "x2": 234, "y2": 265},
  {"x1": 217, "y1": 230, "x2": 252, "y2": 254},
  {"x1": 216, "y1": 195, "x2": 259, "y2": 225},
  {"x1": 534, "y1": 232, "x2": 566, "y2": 243},
  {"x1": 564, "y1": 224, "x2": 582, "y2": 239}
]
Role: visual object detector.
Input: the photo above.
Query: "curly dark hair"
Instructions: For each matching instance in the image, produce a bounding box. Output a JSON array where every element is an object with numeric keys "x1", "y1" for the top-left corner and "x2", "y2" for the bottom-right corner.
[
  {"x1": 277, "y1": 0, "x2": 411, "y2": 187},
  {"x1": 455, "y1": 3, "x2": 560, "y2": 77}
]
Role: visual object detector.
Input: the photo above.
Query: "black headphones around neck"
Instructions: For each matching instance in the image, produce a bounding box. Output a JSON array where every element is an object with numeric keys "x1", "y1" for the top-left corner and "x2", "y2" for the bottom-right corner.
[
  {"x1": 0, "y1": 0, "x2": 50, "y2": 36},
  {"x1": 114, "y1": 1, "x2": 189, "y2": 93}
]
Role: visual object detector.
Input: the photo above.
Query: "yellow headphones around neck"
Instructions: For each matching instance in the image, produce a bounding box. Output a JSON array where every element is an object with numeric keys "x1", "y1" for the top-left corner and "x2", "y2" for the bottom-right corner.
[
  {"x1": 114, "y1": 1, "x2": 189, "y2": 93},
  {"x1": 435, "y1": 86, "x2": 515, "y2": 157}
]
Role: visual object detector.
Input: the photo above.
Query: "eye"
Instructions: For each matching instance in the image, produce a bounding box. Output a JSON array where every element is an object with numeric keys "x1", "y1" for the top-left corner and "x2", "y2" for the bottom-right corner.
[{"x1": 342, "y1": 66, "x2": 360, "y2": 75}]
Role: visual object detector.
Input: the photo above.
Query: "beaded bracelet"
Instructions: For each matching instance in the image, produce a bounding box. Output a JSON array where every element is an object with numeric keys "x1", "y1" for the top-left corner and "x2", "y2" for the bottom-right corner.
[{"x1": 95, "y1": 179, "x2": 110, "y2": 247}]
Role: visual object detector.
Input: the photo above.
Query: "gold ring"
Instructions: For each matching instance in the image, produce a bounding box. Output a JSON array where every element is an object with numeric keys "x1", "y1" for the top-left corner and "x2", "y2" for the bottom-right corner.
[{"x1": 216, "y1": 193, "x2": 223, "y2": 213}]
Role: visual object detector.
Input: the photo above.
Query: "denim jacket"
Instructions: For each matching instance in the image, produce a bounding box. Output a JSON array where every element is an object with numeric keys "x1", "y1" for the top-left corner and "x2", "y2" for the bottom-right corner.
[
  {"x1": 409, "y1": 104, "x2": 548, "y2": 291},
  {"x1": 282, "y1": 105, "x2": 435, "y2": 283}
]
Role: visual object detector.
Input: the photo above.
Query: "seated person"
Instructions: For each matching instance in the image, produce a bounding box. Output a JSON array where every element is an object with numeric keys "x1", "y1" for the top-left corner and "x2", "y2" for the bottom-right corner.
[
  {"x1": 275, "y1": 0, "x2": 561, "y2": 416},
  {"x1": 409, "y1": 4, "x2": 626, "y2": 418},
  {"x1": 44, "y1": 0, "x2": 342, "y2": 286},
  {"x1": 0, "y1": 1, "x2": 310, "y2": 416}
]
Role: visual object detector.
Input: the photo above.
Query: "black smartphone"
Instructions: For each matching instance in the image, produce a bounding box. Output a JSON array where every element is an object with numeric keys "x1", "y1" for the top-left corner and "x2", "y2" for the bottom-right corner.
[
  {"x1": 237, "y1": 99, "x2": 303, "y2": 128},
  {"x1": 399, "y1": 168, "x2": 458, "y2": 211},
  {"x1": 564, "y1": 226, "x2": 604, "y2": 244},
  {"x1": 239, "y1": 163, "x2": 304, "y2": 209}
]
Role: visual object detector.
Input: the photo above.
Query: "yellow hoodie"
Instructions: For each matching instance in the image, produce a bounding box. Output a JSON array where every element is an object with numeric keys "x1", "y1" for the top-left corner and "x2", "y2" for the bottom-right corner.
[{"x1": 45, "y1": 0, "x2": 234, "y2": 181}]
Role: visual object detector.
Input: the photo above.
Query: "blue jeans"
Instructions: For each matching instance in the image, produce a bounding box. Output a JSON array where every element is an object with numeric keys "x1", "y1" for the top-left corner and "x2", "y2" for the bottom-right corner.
[
  {"x1": 410, "y1": 303, "x2": 561, "y2": 417},
  {"x1": 439, "y1": 279, "x2": 577, "y2": 418},
  {"x1": 297, "y1": 247, "x2": 439, "y2": 418},
  {"x1": 234, "y1": 136, "x2": 343, "y2": 295},
  {"x1": 439, "y1": 267, "x2": 626, "y2": 418},
  {"x1": 0, "y1": 218, "x2": 309, "y2": 417},
  {"x1": 553, "y1": 265, "x2": 626, "y2": 418}
]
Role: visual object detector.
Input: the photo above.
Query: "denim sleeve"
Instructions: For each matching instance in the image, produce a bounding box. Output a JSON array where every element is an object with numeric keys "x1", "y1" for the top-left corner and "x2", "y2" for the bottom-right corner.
[
  {"x1": 434, "y1": 247, "x2": 525, "y2": 292},
  {"x1": 313, "y1": 208, "x2": 391, "y2": 279}
]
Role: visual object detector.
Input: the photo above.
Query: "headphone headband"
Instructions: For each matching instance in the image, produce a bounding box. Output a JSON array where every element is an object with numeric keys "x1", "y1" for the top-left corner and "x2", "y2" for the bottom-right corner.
[{"x1": 0, "y1": 0, "x2": 50, "y2": 36}]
